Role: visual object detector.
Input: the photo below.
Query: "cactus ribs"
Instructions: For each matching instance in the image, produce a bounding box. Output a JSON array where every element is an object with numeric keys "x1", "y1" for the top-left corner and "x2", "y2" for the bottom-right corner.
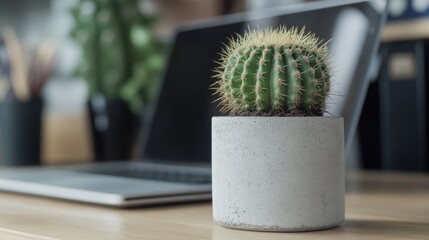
[{"x1": 213, "y1": 26, "x2": 331, "y2": 117}]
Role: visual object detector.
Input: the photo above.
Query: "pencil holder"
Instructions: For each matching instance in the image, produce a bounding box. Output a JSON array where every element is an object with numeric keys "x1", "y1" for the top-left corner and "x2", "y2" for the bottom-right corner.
[{"x1": 0, "y1": 98, "x2": 43, "y2": 166}]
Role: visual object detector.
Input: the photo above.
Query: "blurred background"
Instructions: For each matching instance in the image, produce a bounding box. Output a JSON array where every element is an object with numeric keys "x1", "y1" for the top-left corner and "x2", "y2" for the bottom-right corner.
[
  {"x1": 0, "y1": 0, "x2": 248, "y2": 166},
  {"x1": 0, "y1": 0, "x2": 428, "y2": 172}
]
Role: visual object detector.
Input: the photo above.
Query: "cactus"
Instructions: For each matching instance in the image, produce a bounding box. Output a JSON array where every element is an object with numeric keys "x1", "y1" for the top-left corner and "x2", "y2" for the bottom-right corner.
[
  {"x1": 213, "y1": 26, "x2": 331, "y2": 116},
  {"x1": 69, "y1": 0, "x2": 164, "y2": 114}
]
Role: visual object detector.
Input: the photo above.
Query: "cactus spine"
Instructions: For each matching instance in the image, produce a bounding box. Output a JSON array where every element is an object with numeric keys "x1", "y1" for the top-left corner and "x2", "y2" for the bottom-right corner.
[{"x1": 214, "y1": 26, "x2": 331, "y2": 116}]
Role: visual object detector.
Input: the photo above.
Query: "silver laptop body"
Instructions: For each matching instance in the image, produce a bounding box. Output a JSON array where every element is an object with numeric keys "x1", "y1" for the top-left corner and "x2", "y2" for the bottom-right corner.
[{"x1": 0, "y1": 0, "x2": 387, "y2": 207}]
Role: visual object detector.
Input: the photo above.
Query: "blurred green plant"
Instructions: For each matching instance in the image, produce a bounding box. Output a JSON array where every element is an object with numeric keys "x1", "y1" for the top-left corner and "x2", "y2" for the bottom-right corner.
[{"x1": 69, "y1": 0, "x2": 164, "y2": 114}]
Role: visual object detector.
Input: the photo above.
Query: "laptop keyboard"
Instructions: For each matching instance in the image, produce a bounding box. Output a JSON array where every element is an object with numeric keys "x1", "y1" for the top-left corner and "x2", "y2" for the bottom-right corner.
[{"x1": 79, "y1": 164, "x2": 212, "y2": 184}]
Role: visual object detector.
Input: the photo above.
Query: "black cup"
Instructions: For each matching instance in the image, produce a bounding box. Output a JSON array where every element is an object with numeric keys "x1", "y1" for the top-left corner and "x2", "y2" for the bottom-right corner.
[
  {"x1": 87, "y1": 95, "x2": 139, "y2": 161},
  {"x1": 0, "y1": 98, "x2": 43, "y2": 166}
]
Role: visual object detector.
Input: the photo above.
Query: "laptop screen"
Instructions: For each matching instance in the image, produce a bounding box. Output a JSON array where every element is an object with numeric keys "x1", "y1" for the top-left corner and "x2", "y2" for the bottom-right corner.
[{"x1": 140, "y1": 0, "x2": 387, "y2": 163}]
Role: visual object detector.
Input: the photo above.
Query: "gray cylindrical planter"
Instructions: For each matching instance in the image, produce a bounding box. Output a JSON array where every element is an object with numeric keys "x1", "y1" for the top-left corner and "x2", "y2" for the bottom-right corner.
[{"x1": 212, "y1": 116, "x2": 344, "y2": 232}]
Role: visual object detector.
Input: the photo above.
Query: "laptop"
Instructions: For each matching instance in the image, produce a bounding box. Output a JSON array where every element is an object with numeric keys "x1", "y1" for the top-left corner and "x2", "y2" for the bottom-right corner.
[{"x1": 0, "y1": 0, "x2": 387, "y2": 207}]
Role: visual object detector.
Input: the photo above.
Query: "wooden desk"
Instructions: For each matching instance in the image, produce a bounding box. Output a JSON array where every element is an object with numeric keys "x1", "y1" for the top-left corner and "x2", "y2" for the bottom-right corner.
[{"x1": 0, "y1": 171, "x2": 428, "y2": 240}]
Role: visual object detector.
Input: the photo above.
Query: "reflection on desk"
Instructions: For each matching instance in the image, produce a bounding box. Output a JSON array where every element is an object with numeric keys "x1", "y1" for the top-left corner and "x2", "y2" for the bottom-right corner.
[{"x1": 0, "y1": 171, "x2": 428, "y2": 240}]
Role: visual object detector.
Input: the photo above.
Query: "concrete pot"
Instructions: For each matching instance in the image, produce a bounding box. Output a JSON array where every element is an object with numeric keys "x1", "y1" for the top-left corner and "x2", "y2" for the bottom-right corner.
[{"x1": 212, "y1": 116, "x2": 344, "y2": 232}]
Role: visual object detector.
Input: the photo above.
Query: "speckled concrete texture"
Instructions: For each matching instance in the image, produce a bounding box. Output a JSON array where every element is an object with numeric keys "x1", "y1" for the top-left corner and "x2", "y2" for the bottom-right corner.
[{"x1": 212, "y1": 117, "x2": 344, "y2": 232}]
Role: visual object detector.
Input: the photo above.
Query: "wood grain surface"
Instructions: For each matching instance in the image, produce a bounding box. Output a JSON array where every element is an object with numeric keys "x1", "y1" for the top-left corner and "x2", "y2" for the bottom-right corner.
[{"x1": 0, "y1": 171, "x2": 428, "y2": 240}]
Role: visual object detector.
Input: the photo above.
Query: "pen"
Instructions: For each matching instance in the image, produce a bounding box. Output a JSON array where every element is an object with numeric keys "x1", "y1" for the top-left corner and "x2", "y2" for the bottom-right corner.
[{"x1": 0, "y1": 37, "x2": 11, "y2": 101}]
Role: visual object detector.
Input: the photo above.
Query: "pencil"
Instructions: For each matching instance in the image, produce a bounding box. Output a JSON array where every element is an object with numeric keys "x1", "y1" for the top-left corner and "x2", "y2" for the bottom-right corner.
[
  {"x1": 2, "y1": 27, "x2": 30, "y2": 101},
  {"x1": 32, "y1": 41, "x2": 56, "y2": 96}
]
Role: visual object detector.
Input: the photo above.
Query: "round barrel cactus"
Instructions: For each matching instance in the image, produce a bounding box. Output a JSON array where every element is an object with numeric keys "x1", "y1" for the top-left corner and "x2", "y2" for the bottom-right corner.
[{"x1": 213, "y1": 26, "x2": 331, "y2": 116}]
